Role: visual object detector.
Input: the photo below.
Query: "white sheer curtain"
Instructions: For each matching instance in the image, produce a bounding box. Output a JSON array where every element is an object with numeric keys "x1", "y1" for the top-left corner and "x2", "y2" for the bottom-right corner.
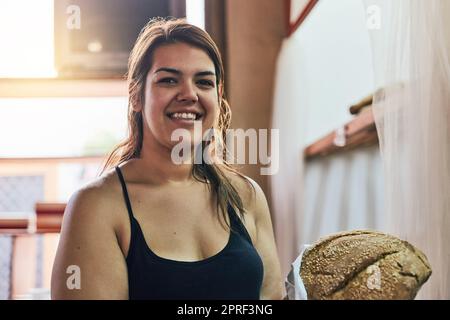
[
  {"x1": 270, "y1": 38, "x2": 306, "y2": 277},
  {"x1": 301, "y1": 145, "x2": 385, "y2": 247},
  {"x1": 365, "y1": 0, "x2": 450, "y2": 299}
]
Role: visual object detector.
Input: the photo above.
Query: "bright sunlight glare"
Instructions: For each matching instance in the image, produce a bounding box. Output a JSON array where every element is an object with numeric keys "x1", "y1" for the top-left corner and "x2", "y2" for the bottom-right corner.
[
  {"x1": 0, "y1": 0, "x2": 56, "y2": 78},
  {"x1": 186, "y1": 0, "x2": 205, "y2": 30}
]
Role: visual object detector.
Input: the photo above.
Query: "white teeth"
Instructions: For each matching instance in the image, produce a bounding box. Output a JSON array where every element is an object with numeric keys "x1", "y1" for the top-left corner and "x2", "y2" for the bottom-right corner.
[{"x1": 170, "y1": 112, "x2": 198, "y2": 120}]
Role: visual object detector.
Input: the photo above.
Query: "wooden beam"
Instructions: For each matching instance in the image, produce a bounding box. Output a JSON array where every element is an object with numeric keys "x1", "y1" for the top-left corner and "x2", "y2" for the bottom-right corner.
[
  {"x1": 0, "y1": 203, "x2": 66, "y2": 234},
  {"x1": 35, "y1": 203, "x2": 66, "y2": 234},
  {"x1": 287, "y1": 0, "x2": 319, "y2": 37},
  {"x1": 304, "y1": 107, "x2": 378, "y2": 160}
]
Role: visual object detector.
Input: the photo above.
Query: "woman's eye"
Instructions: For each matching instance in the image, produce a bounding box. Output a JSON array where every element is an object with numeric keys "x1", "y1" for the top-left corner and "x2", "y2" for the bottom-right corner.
[
  {"x1": 197, "y1": 79, "x2": 215, "y2": 87},
  {"x1": 158, "y1": 78, "x2": 177, "y2": 84}
]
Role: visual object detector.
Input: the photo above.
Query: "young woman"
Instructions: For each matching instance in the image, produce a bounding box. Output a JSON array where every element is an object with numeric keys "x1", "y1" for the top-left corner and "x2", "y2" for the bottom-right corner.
[{"x1": 51, "y1": 18, "x2": 284, "y2": 300}]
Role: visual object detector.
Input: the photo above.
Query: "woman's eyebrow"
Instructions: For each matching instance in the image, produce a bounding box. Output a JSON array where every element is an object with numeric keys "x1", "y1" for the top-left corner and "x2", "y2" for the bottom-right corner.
[
  {"x1": 154, "y1": 67, "x2": 215, "y2": 77},
  {"x1": 195, "y1": 71, "x2": 216, "y2": 78},
  {"x1": 154, "y1": 67, "x2": 181, "y2": 75}
]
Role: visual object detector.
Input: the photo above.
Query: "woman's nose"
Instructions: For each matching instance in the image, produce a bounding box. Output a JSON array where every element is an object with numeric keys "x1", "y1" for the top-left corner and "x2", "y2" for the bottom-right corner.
[{"x1": 176, "y1": 81, "x2": 198, "y2": 103}]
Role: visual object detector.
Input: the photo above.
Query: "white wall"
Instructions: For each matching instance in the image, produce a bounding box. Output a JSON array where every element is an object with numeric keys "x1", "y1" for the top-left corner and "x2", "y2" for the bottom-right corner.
[{"x1": 293, "y1": 0, "x2": 374, "y2": 145}]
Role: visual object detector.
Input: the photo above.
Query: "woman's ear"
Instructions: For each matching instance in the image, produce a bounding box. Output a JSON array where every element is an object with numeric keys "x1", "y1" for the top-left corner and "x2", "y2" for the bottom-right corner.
[{"x1": 218, "y1": 84, "x2": 223, "y2": 98}]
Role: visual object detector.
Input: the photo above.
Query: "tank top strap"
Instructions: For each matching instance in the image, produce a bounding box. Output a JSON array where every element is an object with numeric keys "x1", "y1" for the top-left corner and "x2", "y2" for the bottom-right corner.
[
  {"x1": 115, "y1": 166, "x2": 135, "y2": 222},
  {"x1": 227, "y1": 203, "x2": 254, "y2": 246}
]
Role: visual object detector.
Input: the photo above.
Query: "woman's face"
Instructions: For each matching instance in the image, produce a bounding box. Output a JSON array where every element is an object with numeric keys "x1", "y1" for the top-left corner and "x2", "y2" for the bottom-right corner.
[{"x1": 140, "y1": 42, "x2": 220, "y2": 150}]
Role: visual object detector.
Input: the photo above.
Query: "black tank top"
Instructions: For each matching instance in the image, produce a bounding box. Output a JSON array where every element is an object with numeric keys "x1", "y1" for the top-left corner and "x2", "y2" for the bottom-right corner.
[{"x1": 115, "y1": 166, "x2": 264, "y2": 300}]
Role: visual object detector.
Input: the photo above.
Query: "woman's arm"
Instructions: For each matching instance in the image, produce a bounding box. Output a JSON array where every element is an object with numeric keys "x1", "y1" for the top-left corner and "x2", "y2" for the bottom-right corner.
[
  {"x1": 51, "y1": 186, "x2": 129, "y2": 299},
  {"x1": 245, "y1": 178, "x2": 285, "y2": 300}
]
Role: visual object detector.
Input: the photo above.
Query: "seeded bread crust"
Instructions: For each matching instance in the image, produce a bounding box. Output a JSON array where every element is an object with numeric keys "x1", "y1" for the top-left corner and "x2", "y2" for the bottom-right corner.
[{"x1": 300, "y1": 230, "x2": 432, "y2": 300}]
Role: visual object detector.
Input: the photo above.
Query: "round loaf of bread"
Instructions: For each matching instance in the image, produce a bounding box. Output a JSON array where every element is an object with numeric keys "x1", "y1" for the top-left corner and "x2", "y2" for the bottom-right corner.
[{"x1": 300, "y1": 230, "x2": 432, "y2": 300}]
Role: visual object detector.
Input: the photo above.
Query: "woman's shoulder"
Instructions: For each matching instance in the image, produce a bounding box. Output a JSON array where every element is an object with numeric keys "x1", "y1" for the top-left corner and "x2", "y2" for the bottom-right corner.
[
  {"x1": 223, "y1": 168, "x2": 267, "y2": 214},
  {"x1": 63, "y1": 167, "x2": 123, "y2": 227},
  {"x1": 52, "y1": 167, "x2": 129, "y2": 299},
  {"x1": 73, "y1": 167, "x2": 120, "y2": 203}
]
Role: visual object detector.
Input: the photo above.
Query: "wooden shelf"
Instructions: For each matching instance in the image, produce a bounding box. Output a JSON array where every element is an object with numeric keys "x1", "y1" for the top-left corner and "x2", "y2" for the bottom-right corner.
[
  {"x1": 0, "y1": 77, "x2": 127, "y2": 98},
  {"x1": 304, "y1": 107, "x2": 378, "y2": 160}
]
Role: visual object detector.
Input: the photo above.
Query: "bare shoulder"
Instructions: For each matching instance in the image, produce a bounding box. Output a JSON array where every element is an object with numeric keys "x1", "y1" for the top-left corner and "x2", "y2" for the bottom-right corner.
[
  {"x1": 51, "y1": 168, "x2": 128, "y2": 299},
  {"x1": 58, "y1": 169, "x2": 124, "y2": 237},
  {"x1": 64, "y1": 169, "x2": 121, "y2": 225},
  {"x1": 224, "y1": 169, "x2": 268, "y2": 220}
]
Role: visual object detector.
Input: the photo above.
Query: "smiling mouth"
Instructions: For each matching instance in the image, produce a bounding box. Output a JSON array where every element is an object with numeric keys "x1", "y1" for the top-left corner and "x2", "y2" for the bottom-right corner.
[{"x1": 166, "y1": 112, "x2": 204, "y2": 121}]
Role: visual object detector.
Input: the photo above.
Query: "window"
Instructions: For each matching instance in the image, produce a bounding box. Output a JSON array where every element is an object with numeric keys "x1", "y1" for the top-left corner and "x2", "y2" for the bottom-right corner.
[
  {"x1": 0, "y1": 97, "x2": 127, "y2": 157},
  {"x1": 0, "y1": 0, "x2": 56, "y2": 78}
]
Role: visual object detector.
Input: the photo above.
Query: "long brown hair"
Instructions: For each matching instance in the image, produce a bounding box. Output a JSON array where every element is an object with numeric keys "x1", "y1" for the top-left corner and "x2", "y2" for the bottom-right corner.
[{"x1": 101, "y1": 18, "x2": 253, "y2": 228}]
